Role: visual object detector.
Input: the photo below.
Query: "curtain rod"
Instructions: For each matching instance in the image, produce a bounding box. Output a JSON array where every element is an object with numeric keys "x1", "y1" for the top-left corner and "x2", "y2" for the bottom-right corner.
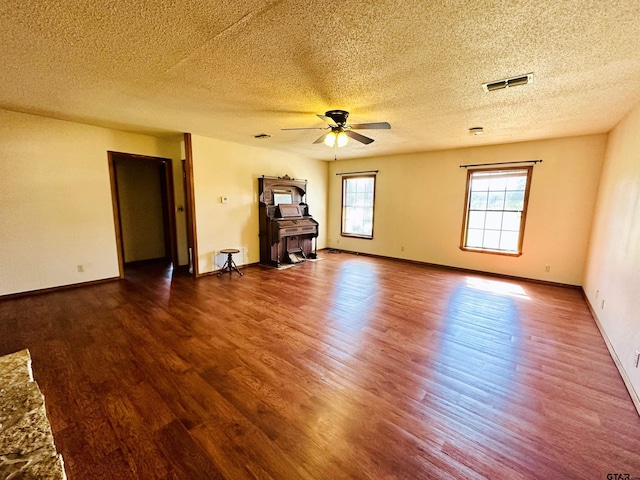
[
  {"x1": 335, "y1": 170, "x2": 379, "y2": 176},
  {"x1": 459, "y1": 159, "x2": 542, "y2": 168}
]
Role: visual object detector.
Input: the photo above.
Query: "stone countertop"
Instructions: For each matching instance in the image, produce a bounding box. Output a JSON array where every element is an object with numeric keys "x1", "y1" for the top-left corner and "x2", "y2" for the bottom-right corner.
[
  {"x1": 0, "y1": 349, "x2": 33, "y2": 386},
  {"x1": 0, "y1": 349, "x2": 66, "y2": 479}
]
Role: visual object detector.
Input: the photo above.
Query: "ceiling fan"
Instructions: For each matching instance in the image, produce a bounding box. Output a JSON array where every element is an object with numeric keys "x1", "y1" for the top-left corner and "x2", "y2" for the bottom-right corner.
[{"x1": 282, "y1": 110, "x2": 391, "y2": 147}]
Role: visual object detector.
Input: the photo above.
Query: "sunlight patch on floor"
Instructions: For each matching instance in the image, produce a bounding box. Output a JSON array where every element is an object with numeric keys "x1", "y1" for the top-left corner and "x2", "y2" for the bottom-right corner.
[{"x1": 464, "y1": 276, "x2": 529, "y2": 299}]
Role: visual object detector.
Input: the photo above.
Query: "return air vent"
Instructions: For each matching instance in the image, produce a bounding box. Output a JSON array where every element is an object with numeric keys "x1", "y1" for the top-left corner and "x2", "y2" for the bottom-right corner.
[{"x1": 483, "y1": 73, "x2": 534, "y2": 92}]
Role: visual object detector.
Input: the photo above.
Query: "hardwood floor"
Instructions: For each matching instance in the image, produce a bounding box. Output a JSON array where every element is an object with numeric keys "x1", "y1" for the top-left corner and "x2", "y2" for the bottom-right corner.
[{"x1": 1, "y1": 253, "x2": 639, "y2": 479}]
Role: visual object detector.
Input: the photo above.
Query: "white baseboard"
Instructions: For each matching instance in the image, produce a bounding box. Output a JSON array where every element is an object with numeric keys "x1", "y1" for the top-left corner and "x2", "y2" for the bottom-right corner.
[{"x1": 583, "y1": 289, "x2": 640, "y2": 417}]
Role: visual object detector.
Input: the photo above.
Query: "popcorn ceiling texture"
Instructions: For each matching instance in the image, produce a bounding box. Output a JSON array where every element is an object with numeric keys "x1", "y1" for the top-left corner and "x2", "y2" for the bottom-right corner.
[{"x1": 1, "y1": 0, "x2": 639, "y2": 159}]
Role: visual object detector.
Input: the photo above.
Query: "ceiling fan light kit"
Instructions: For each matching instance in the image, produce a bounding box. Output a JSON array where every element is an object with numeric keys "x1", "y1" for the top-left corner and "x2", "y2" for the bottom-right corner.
[
  {"x1": 282, "y1": 109, "x2": 391, "y2": 148},
  {"x1": 324, "y1": 131, "x2": 349, "y2": 147}
]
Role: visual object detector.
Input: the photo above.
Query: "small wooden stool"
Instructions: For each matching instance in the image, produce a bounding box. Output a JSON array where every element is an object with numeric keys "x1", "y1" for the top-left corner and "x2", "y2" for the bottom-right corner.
[{"x1": 217, "y1": 248, "x2": 243, "y2": 276}]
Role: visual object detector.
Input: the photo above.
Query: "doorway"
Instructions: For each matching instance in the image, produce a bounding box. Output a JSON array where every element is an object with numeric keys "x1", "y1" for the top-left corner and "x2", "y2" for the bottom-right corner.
[{"x1": 108, "y1": 151, "x2": 178, "y2": 277}]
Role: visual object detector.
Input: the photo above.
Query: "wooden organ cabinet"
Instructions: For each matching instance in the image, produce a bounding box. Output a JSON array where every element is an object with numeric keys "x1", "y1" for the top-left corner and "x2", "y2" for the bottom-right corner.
[{"x1": 258, "y1": 175, "x2": 319, "y2": 267}]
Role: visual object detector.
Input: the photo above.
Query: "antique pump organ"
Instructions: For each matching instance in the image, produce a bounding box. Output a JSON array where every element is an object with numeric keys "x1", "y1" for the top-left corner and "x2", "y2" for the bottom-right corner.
[{"x1": 258, "y1": 175, "x2": 319, "y2": 267}]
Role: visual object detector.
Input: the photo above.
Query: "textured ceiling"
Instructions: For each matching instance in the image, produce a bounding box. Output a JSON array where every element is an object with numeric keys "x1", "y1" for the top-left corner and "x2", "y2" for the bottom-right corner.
[{"x1": 2, "y1": 0, "x2": 640, "y2": 160}]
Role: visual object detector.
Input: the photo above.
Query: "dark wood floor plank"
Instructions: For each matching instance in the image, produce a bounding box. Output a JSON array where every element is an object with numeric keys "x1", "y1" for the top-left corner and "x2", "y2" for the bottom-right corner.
[
  {"x1": 156, "y1": 420, "x2": 226, "y2": 480},
  {"x1": 101, "y1": 388, "x2": 173, "y2": 479},
  {"x1": 1, "y1": 253, "x2": 639, "y2": 479}
]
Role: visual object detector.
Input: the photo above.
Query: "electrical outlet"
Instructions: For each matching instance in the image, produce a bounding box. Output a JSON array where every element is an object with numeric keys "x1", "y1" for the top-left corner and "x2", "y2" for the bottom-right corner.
[
  {"x1": 544, "y1": 264, "x2": 550, "y2": 272},
  {"x1": 401, "y1": 246, "x2": 405, "y2": 252},
  {"x1": 77, "y1": 265, "x2": 84, "y2": 273}
]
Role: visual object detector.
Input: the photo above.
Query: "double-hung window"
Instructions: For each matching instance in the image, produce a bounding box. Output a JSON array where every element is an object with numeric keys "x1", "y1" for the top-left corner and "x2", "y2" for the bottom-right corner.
[
  {"x1": 461, "y1": 167, "x2": 533, "y2": 255},
  {"x1": 341, "y1": 175, "x2": 375, "y2": 239}
]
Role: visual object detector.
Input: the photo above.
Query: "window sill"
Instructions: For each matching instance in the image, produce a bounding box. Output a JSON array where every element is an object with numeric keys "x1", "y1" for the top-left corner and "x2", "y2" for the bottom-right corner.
[
  {"x1": 341, "y1": 233, "x2": 373, "y2": 240},
  {"x1": 459, "y1": 246, "x2": 522, "y2": 257}
]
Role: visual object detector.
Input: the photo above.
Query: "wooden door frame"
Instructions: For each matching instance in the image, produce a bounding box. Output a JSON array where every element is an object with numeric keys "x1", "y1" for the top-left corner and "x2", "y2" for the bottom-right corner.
[
  {"x1": 108, "y1": 151, "x2": 178, "y2": 278},
  {"x1": 183, "y1": 133, "x2": 199, "y2": 277},
  {"x1": 181, "y1": 159, "x2": 195, "y2": 276}
]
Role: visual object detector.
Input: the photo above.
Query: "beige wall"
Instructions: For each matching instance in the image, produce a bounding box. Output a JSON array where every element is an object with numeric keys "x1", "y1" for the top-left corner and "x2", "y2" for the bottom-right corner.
[
  {"x1": 327, "y1": 134, "x2": 606, "y2": 285},
  {"x1": 190, "y1": 135, "x2": 328, "y2": 274},
  {"x1": 0, "y1": 109, "x2": 183, "y2": 295},
  {"x1": 584, "y1": 102, "x2": 640, "y2": 411},
  {"x1": 0, "y1": 108, "x2": 607, "y2": 293}
]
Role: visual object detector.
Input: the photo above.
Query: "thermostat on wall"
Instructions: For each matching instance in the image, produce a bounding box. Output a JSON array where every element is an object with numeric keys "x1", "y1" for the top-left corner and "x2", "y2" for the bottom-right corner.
[{"x1": 221, "y1": 196, "x2": 229, "y2": 204}]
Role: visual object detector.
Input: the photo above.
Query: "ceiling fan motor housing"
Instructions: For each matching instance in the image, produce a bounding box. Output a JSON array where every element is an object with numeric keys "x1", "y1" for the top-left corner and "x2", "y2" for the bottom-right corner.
[{"x1": 325, "y1": 110, "x2": 349, "y2": 126}]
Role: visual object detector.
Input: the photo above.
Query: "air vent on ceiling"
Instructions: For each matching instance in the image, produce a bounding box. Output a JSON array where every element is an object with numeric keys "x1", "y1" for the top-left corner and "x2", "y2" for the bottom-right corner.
[{"x1": 483, "y1": 73, "x2": 534, "y2": 92}]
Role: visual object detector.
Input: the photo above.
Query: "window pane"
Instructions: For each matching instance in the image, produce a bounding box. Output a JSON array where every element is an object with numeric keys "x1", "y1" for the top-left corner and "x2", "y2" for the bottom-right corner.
[
  {"x1": 505, "y1": 191, "x2": 525, "y2": 210},
  {"x1": 500, "y1": 231, "x2": 519, "y2": 251},
  {"x1": 506, "y1": 175, "x2": 527, "y2": 190},
  {"x1": 483, "y1": 230, "x2": 500, "y2": 249},
  {"x1": 355, "y1": 177, "x2": 370, "y2": 192},
  {"x1": 364, "y1": 192, "x2": 374, "y2": 206},
  {"x1": 489, "y1": 176, "x2": 507, "y2": 191},
  {"x1": 487, "y1": 192, "x2": 505, "y2": 210},
  {"x1": 467, "y1": 229, "x2": 484, "y2": 247},
  {"x1": 485, "y1": 211, "x2": 503, "y2": 230},
  {"x1": 344, "y1": 206, "x2": 356, "y2": 229},
  {"x1": 468, "y1": 211, "x2": 485, "y2": 229},
  {"x1": 470, "y1": 192, "x2": 488, "y2": 209},
  {"x1": 471, "y1": 177, "x2": 490, "y2": 192},
  {"x1": 502, "y1": 212, "x2": 521, "y2": 231},
  {"x1": 364, "y1": 178, "x2": 374, "y2": 193},
  {"x1": 345, "y1": 180, "x2": 353, "y2": 194}
]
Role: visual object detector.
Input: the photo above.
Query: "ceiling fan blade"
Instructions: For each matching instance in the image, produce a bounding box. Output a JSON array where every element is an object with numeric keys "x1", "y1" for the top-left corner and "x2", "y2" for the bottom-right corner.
[
  {"x1": 313, "y1": 133, "x2": 329, "y2": 144},
  {"x1": 316, "y1": 114, "x2": 337, "y2": 125},
  {"x1": 348, "y1": 122, "x2": 391, "y2": 130},
  {"x1": 281, "y1": 127, "x2": 327, "y2": 131},
  {"x1": 345, "y1": 130, "x2": 375, "y2": 145}
]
